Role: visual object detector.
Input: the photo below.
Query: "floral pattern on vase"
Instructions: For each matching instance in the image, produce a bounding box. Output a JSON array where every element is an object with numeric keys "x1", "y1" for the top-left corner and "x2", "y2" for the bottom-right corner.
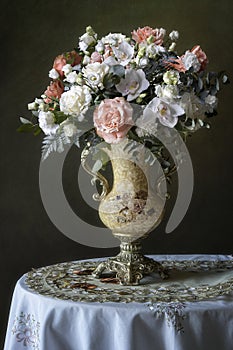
[{"x1": 98, "y1": 140, "x2": 165, "y2": 243}]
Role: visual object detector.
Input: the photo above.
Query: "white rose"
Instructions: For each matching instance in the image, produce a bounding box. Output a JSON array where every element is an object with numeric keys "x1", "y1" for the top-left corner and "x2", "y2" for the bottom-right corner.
[
  {"x1": 182, "y1": 51, "x2": 201, "y2": 72},
  {"x1": 116, "y1": 68, "x2": 150, "y2": 102},
  {"x1": 49, "y1": 68, "x2": 59, "y2": 79},
  {"x1": 38, "y1": 111, "x2": 58, "y2": 135},
  {"x1": 82, "y1": 62, "x2": 109, "y2": 89},
  {"x1": 60, "y1": 85, "x2": 92, "y2": 116}
]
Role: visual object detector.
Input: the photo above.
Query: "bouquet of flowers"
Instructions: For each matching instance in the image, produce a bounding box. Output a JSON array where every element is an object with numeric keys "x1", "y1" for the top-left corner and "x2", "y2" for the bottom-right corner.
[{"x1": 18, "y1": 25, "x2": 228, "y2": 170}]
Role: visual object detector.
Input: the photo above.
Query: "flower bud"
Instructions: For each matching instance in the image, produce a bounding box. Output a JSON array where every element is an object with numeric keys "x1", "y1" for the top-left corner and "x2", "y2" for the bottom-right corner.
[
  {"x1": 28, "y1": 102, "x2": 37, "y2": 110},
  {"x1": 86, "y1": 26, "x2": 95, "y2": 36},
  {"x1": 168, "y1": 42, "x2": 176, "y2": 52}
]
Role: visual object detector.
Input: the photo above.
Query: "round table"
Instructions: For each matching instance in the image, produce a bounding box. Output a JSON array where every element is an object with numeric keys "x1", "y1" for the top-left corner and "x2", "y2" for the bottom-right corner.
[{"x1": 4, "y1": 255, "x2": 233, "y2": 350}]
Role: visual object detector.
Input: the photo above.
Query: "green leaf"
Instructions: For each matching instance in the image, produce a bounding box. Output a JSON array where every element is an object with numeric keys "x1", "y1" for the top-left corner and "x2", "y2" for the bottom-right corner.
[
  {"x1": 32, "y1": 111, "x2": 39, "y2": 118},
  {"x1": 222, "y1": 74, "x2": 230, "y2": 84},
  {"x1": 19, "y1": 117, "x2": 32, "y2": 125},
  {"x1": 41, "y1": 132, "x2": 71, "y2": 160},
  {"x1": 17, "y1": 124, "x2": 37, "y2": 133},
  {"x1": 33, "y1": 125, "x2": 42, "y2": 136},
  {"x1": 110, "y1": 65, "x2": 125, "y2": 77},
  {"x1": 103, "y1": 73, "x2": 120, "y2": 89},
  {"x1": 54, "y1": 111, "x2": 68, "y2": 124}
]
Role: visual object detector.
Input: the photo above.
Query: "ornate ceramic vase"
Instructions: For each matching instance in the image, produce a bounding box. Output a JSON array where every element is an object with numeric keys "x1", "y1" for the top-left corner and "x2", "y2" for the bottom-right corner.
[{"x1": 82, "y1": 139, "x2": 168, "y2": 285}]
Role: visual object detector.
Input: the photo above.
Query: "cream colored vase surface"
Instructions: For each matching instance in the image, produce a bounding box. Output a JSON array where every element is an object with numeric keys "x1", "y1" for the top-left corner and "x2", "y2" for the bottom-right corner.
[{"x1": 82, "y1": 139, "x2": 168, "y2": 285}]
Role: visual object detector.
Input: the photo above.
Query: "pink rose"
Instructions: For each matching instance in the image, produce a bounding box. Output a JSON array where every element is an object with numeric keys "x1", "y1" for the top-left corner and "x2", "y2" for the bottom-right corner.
[
  {"x1": 44, "y1": 80, "x2": 64, "y2": 103},
  {"x1": 191, "y1": 45, "x2": 208, "y2": 71},
  {"x1": 94, "y1": 97, "x2": 134, "y2": 144},
  {"x1": 132, "y1": 26, "x2": 165, "y2": 45},
  {"x1": 91, "y1": 51, "x2": 103, "y2": 63},
  {"x1": 53, "y1": 50, "x2": 82, "y2": 77}
]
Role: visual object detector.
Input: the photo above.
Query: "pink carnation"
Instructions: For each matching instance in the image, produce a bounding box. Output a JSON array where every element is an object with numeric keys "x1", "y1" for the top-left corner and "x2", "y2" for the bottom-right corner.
[
  {"x1": 93, "y1": 97, "x2": 134, "y2": 144},
  {"x1": 132, "y1": 26, "x2": 165, "y2": 45},
  {"x1": 165, "y1": 57, "x2": 186, "y2": 73}
]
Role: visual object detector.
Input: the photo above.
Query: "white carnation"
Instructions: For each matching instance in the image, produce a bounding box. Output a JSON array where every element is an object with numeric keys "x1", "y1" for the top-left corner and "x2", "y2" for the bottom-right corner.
[
  {"x1": 49, "y1": 68, "x2": 59, "y2": 79},
  {"x1": 101, "y1": 33, "x2": 126, "y2": 46},
  {"x1": 169, "y1": 30, "x2": 179, "y2": 41},
  {"x1": 60, "y1": 85, "x2": 92, "y2": 116},
  {"x1": 62, "y1": 121, "x2": 78, "y2": 137},
  {"x1": 82, "y1": 62, "x2": 109, "y2": 89},
  {"x1": 38, "y1": 111, "x2": 58, "y2": 135},
  {"x1": 146, "y1": 44, "x2": 165, "y2": 58},
  {"x1": 62, "y1": 64, "x2": 72, "y2": 76},
  {"x1": 182, "y1": 51, "x2": 201, "y2": 72}
]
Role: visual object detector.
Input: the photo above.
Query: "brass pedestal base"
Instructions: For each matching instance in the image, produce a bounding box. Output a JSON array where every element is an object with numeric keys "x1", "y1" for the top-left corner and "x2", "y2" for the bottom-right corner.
[{"x1": 92, "y1": 241, "x2": 169, "y2": 285}]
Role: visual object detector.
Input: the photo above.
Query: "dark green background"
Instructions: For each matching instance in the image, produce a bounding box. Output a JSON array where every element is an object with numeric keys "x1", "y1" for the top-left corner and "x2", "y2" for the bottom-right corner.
[{"x1": 1, "y1": 0, "x2": 232, "y2": 346}]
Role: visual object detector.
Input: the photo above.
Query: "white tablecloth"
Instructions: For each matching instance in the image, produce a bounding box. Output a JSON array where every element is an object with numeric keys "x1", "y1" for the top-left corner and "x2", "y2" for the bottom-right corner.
[{"x1": 4, "y1": 255, "x2": 233, "y2": 350}]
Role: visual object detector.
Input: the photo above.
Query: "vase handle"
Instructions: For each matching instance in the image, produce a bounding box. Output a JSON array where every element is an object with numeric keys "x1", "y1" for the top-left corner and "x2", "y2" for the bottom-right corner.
[{"x1": 81, "y1": 146, "x2": 109, "y2": 201}]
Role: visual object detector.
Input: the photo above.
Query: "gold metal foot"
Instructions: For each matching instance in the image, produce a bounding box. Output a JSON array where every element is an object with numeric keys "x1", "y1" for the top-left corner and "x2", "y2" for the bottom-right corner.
[{"x1": 92, "y1": 241, "x2": 168, "y2": 285}]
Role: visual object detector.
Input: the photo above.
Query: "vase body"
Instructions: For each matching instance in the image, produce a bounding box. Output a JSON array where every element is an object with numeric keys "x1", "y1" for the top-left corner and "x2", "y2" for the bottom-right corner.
[
  {"x1": 81, "y1": 139, "x2": 168, "y2": 285},
  {"x1": 98, "y1": 141, "x2": 165, "y2": 244}
]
